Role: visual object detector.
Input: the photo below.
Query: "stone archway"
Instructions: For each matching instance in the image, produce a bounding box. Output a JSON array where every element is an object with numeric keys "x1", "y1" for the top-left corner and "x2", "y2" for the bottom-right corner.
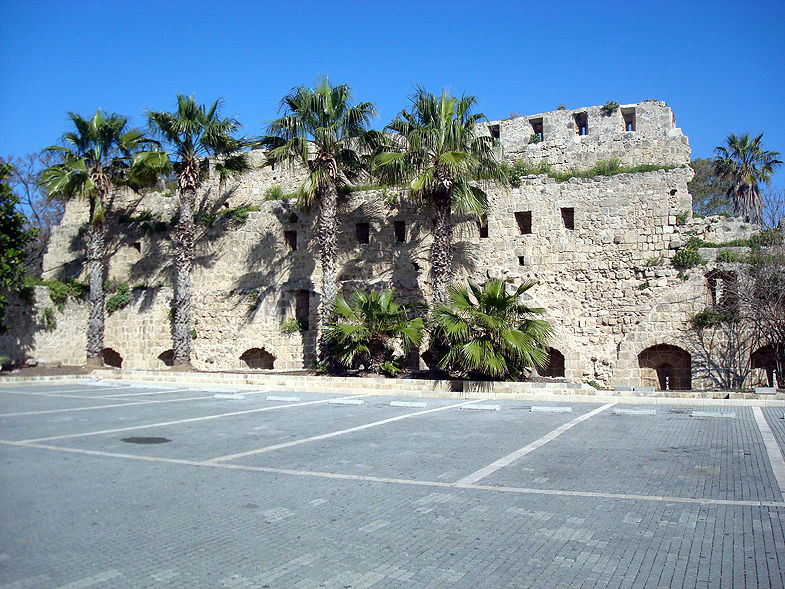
[
  {"x1": 102, "y1": 348, "x2": 123, "y2": 368},
  {"x1": 537, "y1": 348, "x2": 566, "y2": 378},
  {"x1": 240, "y1": 348, "x2": 275, "y2": 370},
  {"x1": 158, "y1": 350, "x2": 174, "y2": 368},
  {"x1": 638, "y1": 344, "x2": 691, "y2": 390}
]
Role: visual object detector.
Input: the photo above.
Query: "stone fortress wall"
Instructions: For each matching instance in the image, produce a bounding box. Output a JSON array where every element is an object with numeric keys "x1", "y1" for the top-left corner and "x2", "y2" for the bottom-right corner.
[{"x1": 5, "y1": 100, "x2": 771, "y2": 389}]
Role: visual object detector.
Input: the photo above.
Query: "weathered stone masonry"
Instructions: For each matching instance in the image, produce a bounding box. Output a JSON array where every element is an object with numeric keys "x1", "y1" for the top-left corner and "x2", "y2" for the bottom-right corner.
[{"x1": 2, "y1": 100, "x2": 772, "y2": 388}]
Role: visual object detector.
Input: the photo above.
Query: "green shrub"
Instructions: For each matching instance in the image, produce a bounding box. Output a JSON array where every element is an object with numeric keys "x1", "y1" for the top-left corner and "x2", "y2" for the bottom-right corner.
[
  {"x1": 264, "y1": 184, "x2": 284, "y2": 200},
  {"x1": 43, "y1": 307, "x2": 56, "y2": 331},
  {"x1": 281, "y1": 317, "x2": 305, "y2": 334},
  {"x1": 676, "y1": 210, "x2": 690, "y2": 225},
  {"x1": 672, "y1": 245, "x2": 706, "y2": 269},
  {"x1": 644, "y1": 255, "x2": 665, "y2": 266},
  {"x1": 199, "y1": 212, "x2": 217, "y2": 227},
  {"x1": 44, "y1": 279, "x2": 87, "y2": 311},
  {"x1": 691, "y1": 308, "x2": 738, "y2": 327},
  {"x1": 231, "y1": 205, "x2": 259, "y2": 223},
  {"x1": 601, "y1": 100, "x2": 620, "y2": 115},
  {"x1": 557, "y1": 104, "x2": 567, "y2": 110},
  {"x1": 528, "y1": 133, "x2": 541, "y2": 144},
  {"x1": 106, "y1": 283, "x2": 131, "y2": 314},
  {"x1": 638, "y1": 281, "x2": 650, "y2": 290},
  {"x1": 590, "y1": 158, "x2": 621, "y2": 176},
  {"x1": 717, "y1": 249, "x2": 741, "y2": 263}
]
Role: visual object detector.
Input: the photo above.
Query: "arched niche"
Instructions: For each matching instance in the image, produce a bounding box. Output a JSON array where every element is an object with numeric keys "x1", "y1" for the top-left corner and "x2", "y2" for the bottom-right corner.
[
  {"x1": 102, "y1": 348, "x2": 123, "y2": 368},
  {"x1": 240, "y1": 348, "x2": 275, "y2": 370},
  {"x1": 537, "y1": 347, "x2": 566, "y2": 378},
  {"x1": 638, "y1": 344, "x2": 691, "y2": 390}
]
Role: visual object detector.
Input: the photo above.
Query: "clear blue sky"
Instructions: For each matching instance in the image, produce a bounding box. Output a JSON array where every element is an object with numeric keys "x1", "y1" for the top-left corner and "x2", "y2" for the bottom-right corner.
[{"x1": 1, "y1": 0, "x2": 783, "y2": 189}]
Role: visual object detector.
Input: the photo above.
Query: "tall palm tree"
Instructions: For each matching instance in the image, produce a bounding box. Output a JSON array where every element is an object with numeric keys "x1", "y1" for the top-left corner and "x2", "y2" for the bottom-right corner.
[
  {"x1": 374, "y1": 87, "x2": 505, "y2": 304},
  {"x1": 146, "y1": 95, "x2": 247, "y2": 370},
  {"x1": 263, "y1": 79, "x2": 377, "y2": 364},
  {"x1": 39, "y1": 110, "x2": 157, "y2": 367},
  {"x1": 713, "y1": 133, "x2": 782, "y2": 226},
  {"x1": 325, "y1": 289, "x2": 424, "y2": 375},
  {"x1": 432, "y1": 279, "x2": 552, "y2": 381}
]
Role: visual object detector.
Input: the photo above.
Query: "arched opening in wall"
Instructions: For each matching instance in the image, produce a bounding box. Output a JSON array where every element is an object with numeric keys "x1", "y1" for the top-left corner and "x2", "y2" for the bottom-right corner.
[
  {"x1": 751, "y1": 345, "x2": 778, "y2": 387},
  {"x1": 102, "y1": 348, "x2": 122, "y2": 368},
  {"x1": 240, "y1": 348, "x2": 275, "y2": 370},
  {"x1": 638, "y1": 344, "x2": 691, "y2": 390},
  {"x1": 158, "y1": 350, "x2": 174, "y2": 368},
  {"x1": 537, "y1": 348, "x2": 566, "y2": 378}
]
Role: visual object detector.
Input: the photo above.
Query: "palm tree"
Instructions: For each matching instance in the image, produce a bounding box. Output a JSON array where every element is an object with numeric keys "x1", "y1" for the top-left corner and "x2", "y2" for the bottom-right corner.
[
  {"x1": 432, "y1": 279, "x2": 552, "y2": 380},
  {"x1": 146, "y1": 95, "x2": 247, "y2": 370},
  {"x1": 325, "y1": 289, "x2": 424, "y2": 375},
  {"x1": 39, "y1": 110, "x2": 157, "y2": 367},
  {"x1": 713, "y1": 133, "x2": 782, "y2": 226},
  {"x1": 263, "y1": 79, "x2": 377, "y2": 364},
  {"x1": 374, "y1": 87, "x2": 505, "y2": 304}
]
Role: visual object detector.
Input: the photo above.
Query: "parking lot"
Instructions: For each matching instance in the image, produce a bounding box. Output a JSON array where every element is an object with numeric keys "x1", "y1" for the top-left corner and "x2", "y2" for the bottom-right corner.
[{"x1": 1, "y1": 379, "x2": 784, "y2": 588}]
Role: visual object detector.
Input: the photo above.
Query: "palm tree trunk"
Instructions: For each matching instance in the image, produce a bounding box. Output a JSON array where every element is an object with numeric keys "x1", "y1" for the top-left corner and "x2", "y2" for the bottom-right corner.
[
  {"x1": 317, "y1": 181, "x2": 339, "y2": 365},
  {"x1": 84, "y1": 221, "x2": 105, "y2": 367},
  {"x1": 172, "y1": 185, "x2": 195, "y2": 370},
  {"x1": 431, "y1": 187, "x2": 453, "y2": 304}
]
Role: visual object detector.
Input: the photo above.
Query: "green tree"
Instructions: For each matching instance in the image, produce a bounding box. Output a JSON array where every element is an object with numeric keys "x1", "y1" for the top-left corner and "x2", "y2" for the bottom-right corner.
[
  {"x1": 325, "y1": 289, "x2": 424, "y2": 375},
  {"x1": 39, "y1": 110, "x2": 157, "y2": 366},
  {"x1": 263, "y1": 79, "x2": 377, "y2": 364},
  {"x1": 432, "y1": 279, "x2": 552, "y2": 380},
  {"x1": 713, "y1": 133, "x2": 782, "y2": 225},
  {"x1": 688, "y1": 158, "x2": 732, "y2": 217},
  {"x1": 0, "y1": 163, "x2": 37, "y2": 332},
  {"x1": 146, "y1": 95, "x2": 247, "y2": 369},
  {"x1": 374, "y1": 87, "x2": 505, "y2": 303}
]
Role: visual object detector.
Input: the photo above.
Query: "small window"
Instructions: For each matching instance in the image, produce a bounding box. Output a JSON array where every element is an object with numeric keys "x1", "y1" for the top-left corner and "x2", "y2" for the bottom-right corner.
[
  {"x1": 488, "y1": 124, "x2": 500, "y2": 144},
  {"x1": 515, "y1": 211, "x2": 532, "y2": 235},
  {"x1": 529, "y1": 118, "x2": 544, "y2": 142},
  {"x1": 223, "y1": 202, "x2": 231, "y2": 208},
  {"x1": 561, "y1": 207, "x2": 575, "y2": 230},
  {"x1": 518, "y1": 256, "x2": 525, "y2": 266},
  {"x1": 356, "y1": 222, "x2": 370, "y2": 244},
  {"x1": 394, "y1": 221, "x2": 406, "y2": 243},
  {"x1": 284, "y1": 230, "x2": 297, "y2": 251},
  {"x1": 573, "y1": 112, "x2": 588, "y2": 136},
  {"x1": 295, "y1": 290, "x2": 310, "y2": 331},
  {"x1": 132, "y1": 242, "x2": 141, "y2": 253},
  {"x1": 622, "y1": 107, "x2": 636, "y2": 132},
  {"x1": 478, "y1": 217, "x2": 489, "y2": 238}
]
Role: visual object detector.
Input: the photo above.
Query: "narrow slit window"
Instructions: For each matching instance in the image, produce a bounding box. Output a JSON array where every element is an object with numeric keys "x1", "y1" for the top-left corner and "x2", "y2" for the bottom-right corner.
[
  {"x1": 478, "y1": 217, "x2": 489, "y2": 238},
  {"x1": 284, "y1": 230, "x2": 297, "y2": 251},
  {"x1": 295, "y1": 290, "x2": 310, "y2": 331},
  {"x1": 573, "y1": 112, "x2": 588, "y2": 136},
  {"x1": 518, "y1": 256, "x2": 525, "y2": 266},
  {"x1": 622, "y1": 107, "x2": 636, "y2": 132},
  {"x1": 529, "y1": 118, "x2": 544, "y2": 142},
  {"x1": 356, "y1": 222, "x2": 370, "y2": 244},
  {"x1": 561, "y1": 207, "x2": 575, "y2": 230},
  {"x1": 515, "y1": 211, "x2": 532, "y2": 235},
  {"x1": 394, "y1": 221, "x2": 406, "y2": 243},
  {"x1": 488, "y1": 124, "x2": 500, "y2": 144},
  {"x1": 132, "y1": 242, "x2": 142, "y2": 253}
]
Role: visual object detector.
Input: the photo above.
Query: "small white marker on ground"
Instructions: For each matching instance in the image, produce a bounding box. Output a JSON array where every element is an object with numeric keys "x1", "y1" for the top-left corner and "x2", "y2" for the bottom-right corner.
[
  {"x1": 267, "y1": 395, "x2": 301, "y2": 402},
  {"x1": 461, "y1": 404, "x2": 500, "y2": 411},
  {"x1": 328, "y1": 399, "x2": 365, "y2": 406},
  {"x1": 390, "y1": 401, "x2": 428, "y2": 408},
  {"x1": 213, "y1": 393, "x2": 246, "y2": 400},
  {"x1": 531, "y1": 406, "x2": 572, "y2": 413},
  {"x1": 691, "y1": 411, "x2": 736, "y2": 419},
  {"x1": 613, "y1": 408, "x2": 656, "y2": 416}
]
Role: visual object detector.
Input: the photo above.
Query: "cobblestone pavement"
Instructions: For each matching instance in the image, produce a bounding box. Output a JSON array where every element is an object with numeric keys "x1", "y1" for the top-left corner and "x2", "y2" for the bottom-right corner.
[{"x1": 1, "y1": 381, "x2": 784, "y2": 588}]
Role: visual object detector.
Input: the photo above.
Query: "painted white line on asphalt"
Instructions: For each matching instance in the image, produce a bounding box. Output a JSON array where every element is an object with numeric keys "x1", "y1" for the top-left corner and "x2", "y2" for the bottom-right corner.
[
  {"x1": 456, "y1": 403, "x2": 616, "y2": 485},
  {"x1": 213, "y1": 394, "x2": 246, "y2": 400},
  {"x1": 2, "y1": 438, "x2": 782, "y2": 509},
  {"x1": 328, "y1": 399, "x2": 365, "y2": 405},
  {"x1": 53, "y1": 570, "x2": 122, "y2": 589},
  {"x1": 752, "y1": 407, "x2": 785, "y2": 498},
  {"x1": 16, "y1": 396, "x2": 365, "y2": 443},
  {"x1": 204, "y1": 399, "x2": 483, "y2": 464},
  {"x1": 0, "y1": 395, "x2": 208, "y2": 418}
]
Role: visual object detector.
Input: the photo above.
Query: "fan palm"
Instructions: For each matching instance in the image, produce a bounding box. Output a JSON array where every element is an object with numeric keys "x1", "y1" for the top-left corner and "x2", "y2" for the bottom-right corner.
[
  {"x1": 325, "y1": 289, "x2": 424, "y2": 375},
  {"x1": 433, "y1": 279, "x2": 552, "y2": 380},
  {"x1": 374, "y1": 87, "x2": 505, "y2": 303},
  {"x1": 39, "y1": 110, "x2": 158, "y2": 367},
  {"x1": 146, "y1": 95, "x2": 247, "y2": 369},
  {"x1": 713, "y1": 133, "x2": 782, "y2": 226},
  {"x1": 263, "y1": 79, "x2": 377, "y2": 364}
]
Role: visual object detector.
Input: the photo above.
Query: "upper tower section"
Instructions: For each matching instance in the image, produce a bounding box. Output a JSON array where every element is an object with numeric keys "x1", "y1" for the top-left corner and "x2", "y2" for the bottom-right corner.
[{"x1": 482, "y1": 100, "x2": 690, "y2": 171}]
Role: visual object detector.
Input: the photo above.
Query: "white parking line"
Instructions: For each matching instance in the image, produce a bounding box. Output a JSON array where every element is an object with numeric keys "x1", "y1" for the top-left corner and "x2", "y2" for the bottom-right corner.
[
  {"x1": 456, "y1": 403, "x2": 616, "y2": 485},
  {"x1": 752, "y1": 407, "x2": 785, "y2": 498},
  {"x1": 204, "y1": 400, "x2": 483, "y2": 464},
  {"x1": 0, "y1": 395, "x2": 209, "y2": 418},
  {"x1": 15, "y1": 396, "x2": 365, "y2": 443}
]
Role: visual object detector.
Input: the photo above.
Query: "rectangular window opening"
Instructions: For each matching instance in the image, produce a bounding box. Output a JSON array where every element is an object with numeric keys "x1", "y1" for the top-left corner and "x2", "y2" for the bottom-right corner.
[
  {"x1": 518, "y1": 256, "x2": 525, "y2": 266},
  {"x1": 573, "y1": 112, "x2": 588, "y2": 136},
  {"x1": 561, "y1": 207, "x2": 575, "y2": 230},
  {"x1": 356, "y1": 222, "x2": 370, "y2": 244},
  {"x1": 529, "y1": 118, "x2": 544, "y2": 142},
  {"x1": 515, "y1": 211, "x2": 532, "y2": 235},
  {"x1": 394, "y1": 221, "x2": 406, "y2": 243},
  {"x1": 488, "y1": 124, "x2": 500, "y2": 144},
  {"x1": 284, "y1": 230, "x2": 297, "y2": 251},
  {"x1": 478, "y1": 217, "x2": 489, "y2": 238},
  {"x1": 295, "y1": 290, "x2": 310, "y2": 331},
  {"x1": 622, "y1": 107, "x2": 636, "y2": 132}
]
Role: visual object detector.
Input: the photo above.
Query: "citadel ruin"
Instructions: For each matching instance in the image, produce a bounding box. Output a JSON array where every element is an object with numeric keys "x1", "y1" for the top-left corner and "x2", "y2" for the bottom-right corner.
[{"x1": 2, "y1": 100, "x2": 778, "y2": 390}]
